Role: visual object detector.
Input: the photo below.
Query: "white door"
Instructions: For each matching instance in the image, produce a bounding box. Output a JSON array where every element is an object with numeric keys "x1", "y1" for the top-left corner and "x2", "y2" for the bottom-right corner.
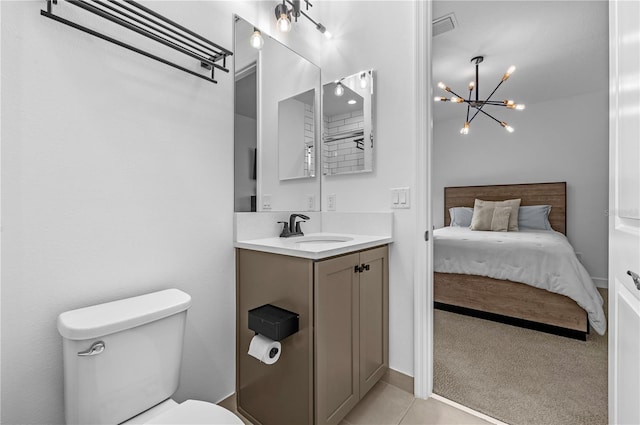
[{"x1": 608, "y1": 1, "x2": 640, "y2": 424}]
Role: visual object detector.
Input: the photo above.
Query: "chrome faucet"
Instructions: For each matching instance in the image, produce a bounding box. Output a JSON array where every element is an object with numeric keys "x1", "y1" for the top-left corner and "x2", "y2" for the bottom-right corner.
[{"x1": 278, "y1": 213, "x2": 310, "y2": 237}]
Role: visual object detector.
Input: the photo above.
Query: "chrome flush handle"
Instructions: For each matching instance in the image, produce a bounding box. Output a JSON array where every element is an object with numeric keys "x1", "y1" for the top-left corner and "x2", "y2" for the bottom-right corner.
[
  {"x1": 77, "y1": 340, "x2": 105, "y2": 357},
  {"x1": 627, "y1": 270, "x2": 640, "y2": 291}
]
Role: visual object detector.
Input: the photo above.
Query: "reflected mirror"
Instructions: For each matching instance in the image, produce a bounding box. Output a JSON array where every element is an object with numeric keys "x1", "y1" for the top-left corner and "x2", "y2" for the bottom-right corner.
[
  {"x1": 234, "y1": 16, "x2": 320, "y2": 212},
  {"x1": 323, "y1": 70, "x2": 374, "y2": 175},
  {"x1": 278, "y1": 89, "x2": 316, "y2": 180}
]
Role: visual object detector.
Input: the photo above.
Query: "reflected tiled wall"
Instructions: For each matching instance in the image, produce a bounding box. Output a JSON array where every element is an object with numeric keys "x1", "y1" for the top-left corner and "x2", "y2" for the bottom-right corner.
[{"x1": 323, "y1": 110, "x2": 364, "y2": 175}]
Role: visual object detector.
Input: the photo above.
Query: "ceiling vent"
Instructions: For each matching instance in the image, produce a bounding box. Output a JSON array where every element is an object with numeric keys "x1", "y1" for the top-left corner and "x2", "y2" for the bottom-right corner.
[{"x1": 433, "y1": 12, "x2": 457, "y2": 37}]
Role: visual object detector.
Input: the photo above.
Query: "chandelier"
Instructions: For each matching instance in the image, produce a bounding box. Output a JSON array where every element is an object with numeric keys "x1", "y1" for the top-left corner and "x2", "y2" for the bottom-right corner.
[{"x1": 435, "y1": 56, "x2": 525, "y2": 134}]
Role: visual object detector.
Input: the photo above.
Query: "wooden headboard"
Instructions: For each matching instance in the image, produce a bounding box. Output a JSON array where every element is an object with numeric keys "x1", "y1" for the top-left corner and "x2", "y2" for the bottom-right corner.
[{"x1": 444, "y1": 182, "x2": 567, "y2": 235}]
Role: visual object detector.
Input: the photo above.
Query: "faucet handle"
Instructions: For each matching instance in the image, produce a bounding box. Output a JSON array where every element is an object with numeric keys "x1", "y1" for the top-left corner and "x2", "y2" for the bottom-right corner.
[
  {"x1": 277, "y1": 221, "x2": 290, "y2": 237},
  {"x1": 295, "y1": 220, "x2": 306, "y2": 234}
]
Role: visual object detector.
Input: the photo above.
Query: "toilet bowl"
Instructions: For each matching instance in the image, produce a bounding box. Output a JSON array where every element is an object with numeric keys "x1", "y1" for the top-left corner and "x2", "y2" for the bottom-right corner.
[{"x1": 58, "y1": 289, "x2": 243, "y2": 425}]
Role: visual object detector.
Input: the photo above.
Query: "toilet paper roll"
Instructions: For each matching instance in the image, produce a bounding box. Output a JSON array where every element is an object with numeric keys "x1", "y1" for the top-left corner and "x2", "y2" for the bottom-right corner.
[{"x1": 248, "y1": 334, "x2": 281, "y2": 365}]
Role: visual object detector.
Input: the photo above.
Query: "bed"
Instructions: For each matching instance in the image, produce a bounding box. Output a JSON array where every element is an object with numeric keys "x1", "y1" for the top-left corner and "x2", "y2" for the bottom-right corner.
[{"x1": 433, "y1": 182, "x2": 606, "y2": 340}]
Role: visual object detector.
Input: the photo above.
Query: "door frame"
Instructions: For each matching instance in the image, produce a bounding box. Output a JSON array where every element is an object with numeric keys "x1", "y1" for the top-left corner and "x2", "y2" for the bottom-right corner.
[{"x1": 413, "y1": 0, "x2": 433, "y2": 399}]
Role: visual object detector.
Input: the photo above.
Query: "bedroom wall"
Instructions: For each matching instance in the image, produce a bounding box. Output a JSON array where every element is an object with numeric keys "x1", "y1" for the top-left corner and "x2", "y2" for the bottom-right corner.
[
  {"x1": 0, "y1": 1, "x2": 323, "y2": 423},
  {"x1": 318, "y1": 1, "x2": 418, "y2": 376},
  {"x1": 433, "y1": 89, "x2": 609, "y2": 285}
]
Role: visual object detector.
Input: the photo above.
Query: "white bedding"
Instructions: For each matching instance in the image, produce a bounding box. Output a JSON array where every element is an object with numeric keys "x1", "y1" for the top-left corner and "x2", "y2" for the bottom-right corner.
[{"x1": 434, "y1": 227, "x2": 606, "y2": 335}]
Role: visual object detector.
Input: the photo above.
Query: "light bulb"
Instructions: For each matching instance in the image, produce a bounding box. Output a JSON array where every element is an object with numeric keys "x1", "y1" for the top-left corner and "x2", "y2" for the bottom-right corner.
[
  {"x1": 450, "y1": 96, "x2": 464, "y2": 103},
  {"x1": 515, "y1": 104, "x2": 525, "y2": 110},
  {"x1": 434, "y1": 96, "x2": 446, "y2": 102},
  {"x1": 334, "y1": 82, "x2": 344, "y2": 97},
  {"x1": 324, "y1": 31, "x2": 332, "y2": 39},
  {"x1": 460, "y1": 122, "x2": 470, "y2": 135},
  {"x1": 277, "y1": 14, "x2": 291, "y2": 32},
  {"x1": 502, "y1": 65, "x2": 516, "y2": 81},
  {"x1": 505, "y1": 100, "x2": 515, "y2": 106},
  {"x1": 360, "y1": 73, "x2": 368, "y2": 89},
  {"x1": 437, "y1": 81, "x2": 447, "y2": 90},
  {"x1": 249, "y1": 30, "x2": 264, "y2": 50},
  {"x1": 501, "y1": 122, "x2": 514, "y2": 132},
  {"x1": 348, "y1": 99, "x2": 357, "y2": 105},
  {"x1": 468, "y1": 81, "x2": 475, "y2": 90}
]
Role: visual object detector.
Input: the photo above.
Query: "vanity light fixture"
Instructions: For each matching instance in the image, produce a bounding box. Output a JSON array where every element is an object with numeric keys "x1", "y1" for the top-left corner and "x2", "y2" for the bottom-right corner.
[
  {"x1": 435, "y1": 56, "x2": 525, "y2": 135},
  {"x1": 275, "y1": 3, "x2": 292, "y2": 32},
  {"x1": 274, "y1": 0, "x2": 332, "y2": 39},
  {"x1": 334, "y1": 82, "x2": 345, "y2": 97},
  {"x1": 249, "y1": 28, "x2": 264, "y2": 50}
]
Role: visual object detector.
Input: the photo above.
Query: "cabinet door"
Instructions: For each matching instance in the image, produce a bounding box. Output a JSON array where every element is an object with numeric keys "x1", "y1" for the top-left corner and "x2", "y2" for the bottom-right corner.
[
  {"x1": 315, "y1": 253, "x2": 360, "y2": 425},
  {"x1": 359, "y1": 246, "x2": 389, "y2": 398}
]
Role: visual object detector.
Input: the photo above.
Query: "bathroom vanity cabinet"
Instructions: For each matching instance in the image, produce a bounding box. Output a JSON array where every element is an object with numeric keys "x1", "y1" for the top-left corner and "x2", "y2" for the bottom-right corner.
[{"x1": 236, "y1": 245, "x2": 389, "y2": 425}]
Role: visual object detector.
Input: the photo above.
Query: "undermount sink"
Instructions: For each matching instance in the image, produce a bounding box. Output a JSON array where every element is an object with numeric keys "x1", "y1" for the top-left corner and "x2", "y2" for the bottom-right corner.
[{"x1": 292, "y1": 235, "x2": 354, "y2": 244}]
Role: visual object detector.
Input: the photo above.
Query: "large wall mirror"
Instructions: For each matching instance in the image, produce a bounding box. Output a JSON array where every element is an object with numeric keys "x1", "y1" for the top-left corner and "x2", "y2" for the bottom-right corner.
[
  {"x1": 234, "y1": 16, "x2": 321, "y2": 212},
  {"x1": 323, "y1": 70, "x2": 375, "y2": 175}
]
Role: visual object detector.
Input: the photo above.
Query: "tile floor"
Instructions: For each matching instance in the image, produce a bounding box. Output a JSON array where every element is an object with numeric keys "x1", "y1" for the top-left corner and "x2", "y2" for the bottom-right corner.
[{"x1": 223, "y1": 380, "x2": 501, "y2": 425}]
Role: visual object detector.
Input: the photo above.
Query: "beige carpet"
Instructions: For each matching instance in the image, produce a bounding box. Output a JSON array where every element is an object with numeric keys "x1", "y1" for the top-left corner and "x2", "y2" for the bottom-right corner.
[{"x1": 434, "y1": 291, "x2": 608, "y2": 425}]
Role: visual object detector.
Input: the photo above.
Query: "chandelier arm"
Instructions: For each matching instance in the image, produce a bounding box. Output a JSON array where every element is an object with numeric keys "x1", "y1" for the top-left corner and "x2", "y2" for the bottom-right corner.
[
  {"x1": 445, "y1": 88, "x2": 467, "y2": 100},
  {"x1": 465, "y1": 103, "x2": 471, "y2": 123},
  {"x1": 468, "y1": 79, "x2": 506, "y2": 123},
  {"x1": 472, "y1": 105, "x2": 503, "y2": 126}
]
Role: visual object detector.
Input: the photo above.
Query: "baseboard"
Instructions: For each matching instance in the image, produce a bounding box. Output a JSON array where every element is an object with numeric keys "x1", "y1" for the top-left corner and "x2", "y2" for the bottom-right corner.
[
  {"x1": 430, "y1": 394, "x2": 509, "y2": 425},
  {"x1": 592, "y1": 277, "x2": 608, "y2": 288},
  {"x1": 381, "y1": 368, "x2": 414, "y2": 394}
]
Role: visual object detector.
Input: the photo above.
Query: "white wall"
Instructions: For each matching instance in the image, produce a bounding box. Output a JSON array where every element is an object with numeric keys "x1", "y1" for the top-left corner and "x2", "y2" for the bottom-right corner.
[
  {"x1": 318, "y1": 1, "x2": 418, "y2": 376},
  {"x1": 0, "y1": 1, "x2": 324, "y2": 423},
  {"x1": 433, "y1": 89, "x2": 609, "y2": 283}
]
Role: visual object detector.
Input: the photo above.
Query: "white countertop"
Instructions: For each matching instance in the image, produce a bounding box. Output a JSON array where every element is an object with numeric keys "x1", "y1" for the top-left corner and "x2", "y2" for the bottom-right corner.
[{"x1": 234, "y1": 233, "x2": 393, "y2": 260}]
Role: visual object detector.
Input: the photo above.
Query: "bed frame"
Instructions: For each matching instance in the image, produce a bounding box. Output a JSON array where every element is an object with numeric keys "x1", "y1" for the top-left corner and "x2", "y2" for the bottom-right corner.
[{"x1": 434, "y1": 182, "x2": 589, "y2": 340}]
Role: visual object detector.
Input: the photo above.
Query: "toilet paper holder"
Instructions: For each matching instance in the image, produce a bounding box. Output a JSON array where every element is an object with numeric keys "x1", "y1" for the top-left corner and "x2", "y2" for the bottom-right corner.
[{"x1": 248, "y1": 304, "x2": 299, "y2": 341}]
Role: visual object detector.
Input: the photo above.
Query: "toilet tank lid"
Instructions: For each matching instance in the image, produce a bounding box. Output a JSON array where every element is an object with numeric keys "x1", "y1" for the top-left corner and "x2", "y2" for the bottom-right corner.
[{"x1": 58, "y1": 289, "x2": 192, "y2": 340}]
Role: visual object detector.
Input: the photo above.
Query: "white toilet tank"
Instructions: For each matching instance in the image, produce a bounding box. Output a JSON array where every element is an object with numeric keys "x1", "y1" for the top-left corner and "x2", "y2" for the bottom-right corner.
[{"x1": 58, "y1": 289, "x2": 192, "y2": 425}]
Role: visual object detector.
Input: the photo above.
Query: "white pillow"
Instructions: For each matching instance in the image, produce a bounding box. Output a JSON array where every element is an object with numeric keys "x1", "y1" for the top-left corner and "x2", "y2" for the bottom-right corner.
[
  {"x1": 473, "y1": 198, "x2": 521, "y2": 231},
  {"x1": 470, "y1": 205, "x2": 512, "y2": 232}
]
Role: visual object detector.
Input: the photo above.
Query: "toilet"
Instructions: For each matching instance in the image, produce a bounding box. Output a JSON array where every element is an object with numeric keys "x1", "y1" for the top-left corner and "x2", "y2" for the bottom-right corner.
[{"x1": 57, "y1": 288, "x2": 244, "y2": 425}]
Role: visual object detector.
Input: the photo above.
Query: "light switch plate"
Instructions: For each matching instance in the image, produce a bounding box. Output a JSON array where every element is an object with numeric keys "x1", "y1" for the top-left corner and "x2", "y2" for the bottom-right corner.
[
  {"x1": 390, "y1": 187, "x2": 410, "y2": 209},
  {"x1": 327, "y1": 194, "x2": 336, "y2": 211},
  {"x1": 306, "y1": 194, "x2": 315, "y2": 211},
  {"x1": 262, "y1": 194, "x2": 272, "y2": 210}
]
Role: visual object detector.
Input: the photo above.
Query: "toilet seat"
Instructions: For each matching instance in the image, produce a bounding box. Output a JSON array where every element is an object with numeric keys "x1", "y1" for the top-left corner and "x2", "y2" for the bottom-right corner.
[{"x1": 145, "y1": 400, "x2": 244, "y2": 425}]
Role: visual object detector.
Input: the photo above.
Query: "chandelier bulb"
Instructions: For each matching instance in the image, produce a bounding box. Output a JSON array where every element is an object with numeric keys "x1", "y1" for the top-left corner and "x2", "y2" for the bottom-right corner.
[
  {"x1": 502, "y1": 65, "x2": 516, "y2": 81},
  {"x1": 515, "y1": 104, "x2": 526, "y2": 110},
  {"x1": 468, "y1": 81, "x2": 475, "y2": 91},
  {"x1": 437, "y1": 81, "x2": 451, "y2": 92},
  {"x1": 434, "y1": 96, "x2": 447, "y2": 102},
  {"x1": 334, "y1": 82, "x2": 344, "y2": 97},
  {"x1": 460, "y1": 122, "x2": 470, "y2": 135},
  {"x1": 450, "y1": 96, "x2": 464, "y2": 103},
  {"x1": 501, "y1": 122, "x2": 514, "y2": 133}
]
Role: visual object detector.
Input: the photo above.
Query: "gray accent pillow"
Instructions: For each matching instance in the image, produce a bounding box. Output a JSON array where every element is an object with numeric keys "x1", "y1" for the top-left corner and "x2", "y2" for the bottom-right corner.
[
  {"x1": 519, "y1": 205, "x2": 552, "y2": 230},
  {"x1": 449, "y1": 207, "x2": 474, "y2": 227}
]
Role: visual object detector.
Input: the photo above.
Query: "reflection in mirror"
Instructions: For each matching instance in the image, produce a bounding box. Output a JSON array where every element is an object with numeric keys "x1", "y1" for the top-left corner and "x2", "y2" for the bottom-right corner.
[
  {"x1": 279, "y1": 89, "x2": 316, "y2": 180},
  {"x1": 234, "y1": 16, "x2": 321, "y2": 212},
  {"x1": 323, "y1": 70, "x2": 374, "y2": 175}
]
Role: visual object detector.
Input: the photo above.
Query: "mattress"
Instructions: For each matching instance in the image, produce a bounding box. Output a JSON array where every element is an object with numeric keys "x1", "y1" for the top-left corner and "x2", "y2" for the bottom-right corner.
[{"x1": 434, "y1": 227, "x2": 606, "y2": 335}]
